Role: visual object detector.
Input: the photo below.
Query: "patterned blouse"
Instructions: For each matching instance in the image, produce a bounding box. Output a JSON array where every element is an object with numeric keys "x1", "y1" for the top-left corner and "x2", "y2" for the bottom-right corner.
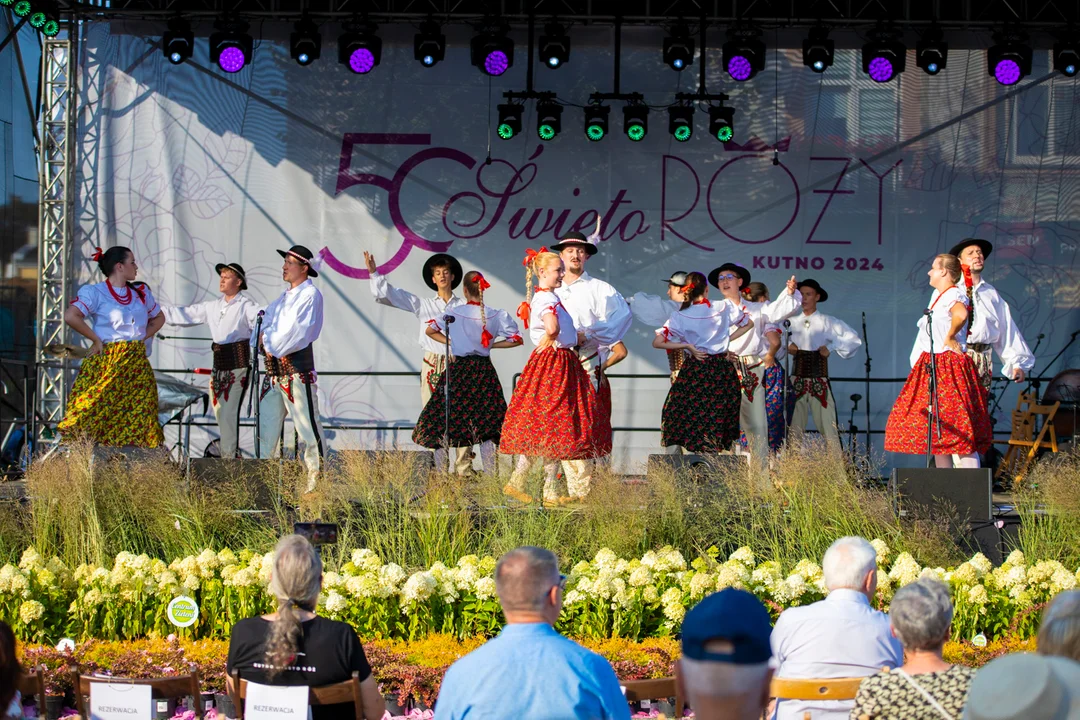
[{"x1": 850, "y1": 665, "x2": 976, "y2": 720}]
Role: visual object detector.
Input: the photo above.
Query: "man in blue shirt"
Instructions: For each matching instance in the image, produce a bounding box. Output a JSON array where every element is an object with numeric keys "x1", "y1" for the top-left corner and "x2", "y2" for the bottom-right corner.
[{"x1": 434, "y1": 546, "x2": 631, "y2": 720}]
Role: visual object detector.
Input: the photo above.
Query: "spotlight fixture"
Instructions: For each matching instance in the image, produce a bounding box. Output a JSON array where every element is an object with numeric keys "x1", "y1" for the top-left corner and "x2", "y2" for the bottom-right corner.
[
  {"x1": 987, "y1": 30, "x2": 1031, "y2": 86},
  {"x1": 339, "y1": 20, "x2": 382, "y2": 74},
  {"x1": 209, "y1": 18, "x2": 253, "y2": 73},
  {"x1": 916, "y1": 25, "x2": 948, "y2": 75},
  {"x1": 663, "y1": 23, "x2": 695, "y2": 71},
  {"x1": 802, "y1": 26, "x2": 834, "y2": 73},
  {"x1": 290, "y1": 17, "x2": 321, "y2": 66},
  {"x1": 723, "y1": 27, "x2": 766, "y2": 81},
  {"x1": 12, "y1": 1, "x2": 30, "y2": 17},
  {"x1": 28, "y1": 10, "x2": 46, "y2": 28},
  {"x1": 1054, "y1": 36, "x2": 1080, "y2": 77},
  {"x1": 162, "y1": 17, "x2": 194, "y2": 65},
  {"x1": 497, "y1": 103, "x2": 523, "y2": 140},
  {"x1": 667, "y1": 106, "x2": 694, "y2": 142},
  {"x1": 536, "y1": 101, "x2": 563, "y2": 141},
  {"x1": 42, "y1": 19, "x2": 58, "y2": 36},
  {"x1": 414, "y1": 20, "x2": 445, "y2": 67},
  {"x1": 709, "y1": 105, "x2": 735, "y2": 143},
  {"x1": 623, "y1": 105, "x2": 649, "y2": 142},
  {"x1": 862, "y1": 26, "x2": 906, "y2": 83},
  {"x1": 471, "y1": 25, "x2": 514, "y2": 76},
  {"x1": 584, "y1": 105, "x2": 610, "y2": 142},
  {"x1": 539, "y1": 21, "x2": 570, "y2": 69}
]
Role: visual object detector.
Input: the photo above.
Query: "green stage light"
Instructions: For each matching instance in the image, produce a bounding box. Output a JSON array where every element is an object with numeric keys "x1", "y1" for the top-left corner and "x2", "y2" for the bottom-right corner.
[
  {"x1": 42, "y1": 19, "x2": 59, "y2": 35},
  {"x1": 496, "y1": 103, "x2": 523, "y2": 140},
  {"x1": 623, "y1": 105, "x2": 648, "y2": 142},
  {"x1": 536, "y1": 101, "x2": 562, "y2": 141},
  {"x1": 29, "y1": 11, "x2": 46, "y2": 27},
  {"x1": 584, "y1": 105, "x2": 609, "y2": 142},
  {"x1": 13, "y1": 1, "x2": 32, "y2": 17},
  {"x1": 0, "y1": 0, "x2": 15, "y2": 6},
  {"x1": 709, "y1": 105, "x2": 735, "y2": 143},
  {"x1": 668, "y1": 105, "x2": 694, "y2": 142}
]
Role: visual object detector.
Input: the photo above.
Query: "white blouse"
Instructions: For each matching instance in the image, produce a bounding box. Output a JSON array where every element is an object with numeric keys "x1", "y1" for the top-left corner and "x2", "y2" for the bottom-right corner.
[
  {"x1": 71, "y1": 281, "x2": 161, "y2": 343},
  {"x1": 909, "y1": 286, "x2": 971, "y2": 367},
  {"x1": 427, "y1": 303, "x2": 522, "y2": 358},
  {"x1": 787, "y1": 311, "x2": 863, "y2": 359},
  {"x1": 528, "y1": 291, "x2": 578, "y2": 348},
  {"x1": 260, "y1": 280, "x2": 323, "y2": 358},
  {"x1": 657, "y1": 299, "x2": 749, "y2": 355},
  {"x1": 727, "y1": 291, "x2": 803, "y2": 358},
  {"x1": 369, "y1": 271, "x2": 466, "y2": 355}
]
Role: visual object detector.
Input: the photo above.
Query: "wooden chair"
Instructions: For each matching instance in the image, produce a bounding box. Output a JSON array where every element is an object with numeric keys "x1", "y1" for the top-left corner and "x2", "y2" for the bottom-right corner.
[
  {"x1": 17, "y1": 665, "x2": 47, "y2": 714},
  {"x1": 770, "y1": 676, "x2": 863, "y2": 720},
  {"x1": 229, "y1": 670, "x2": 365, "y2": 720},
  {"x1": 71, "y1": 668, "x2": 204, "y2": 719},
  {"x1": 994, "y1": 391, "x2": 1061, "y2": 487},
  {"x1": 622, "y1": 674, "x2": 686, "y2": 719}
]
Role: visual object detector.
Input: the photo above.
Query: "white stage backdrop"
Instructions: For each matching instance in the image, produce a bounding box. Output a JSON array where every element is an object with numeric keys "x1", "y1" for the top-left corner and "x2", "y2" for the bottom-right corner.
[{"x1": 74, "y1": 23, "x2": 1080, "y2": 471}]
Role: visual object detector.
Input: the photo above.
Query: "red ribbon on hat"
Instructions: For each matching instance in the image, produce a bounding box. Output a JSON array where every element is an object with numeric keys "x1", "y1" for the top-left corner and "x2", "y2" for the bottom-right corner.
[
  {"x1": 961, "y1": 263, "x2": 974, "y2": 289},
  {"x1": 522, "y1": 247, "x2": 548, "y2": 266},
  {"x1": 481, "y1": 328, "x2": 494, "y2": 348},
  {"x1": 475, "y1": 273, "x2": 491, "y2": 291},
  {"x1": 517, "y1": 302, "x2": 531, "y2": 329},
  {"x1": 91, "y1": 247, "x2": 104, "y2": 262}
]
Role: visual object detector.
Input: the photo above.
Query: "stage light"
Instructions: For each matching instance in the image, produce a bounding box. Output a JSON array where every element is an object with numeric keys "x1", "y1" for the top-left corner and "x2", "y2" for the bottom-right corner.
[
  {"x1": 42, "y1": 19, "x2": 58, "y2": 35},
  {"x1": 802, "y1": 26, "x2": 834, "y2": 73},
  {"x1": 0, "y1": 0, "x2": 14, "y2": 6},
  {"x1": 290, "y1": 18, "x2": 320, "y2": 66},
  {"x1": 862, "y1": 28, "x2": 906, "y2": 83},
  {"x1": 414, "y1": 20, "x2": 445, "y2": 67},
  {"x1": 916, "y1": 25, "x2": 948, "y2": 75},
  {"x1": 209, "y1": 19, "x2": 253, "y2": 73},
  {"x1": 536, "y1": 101, "x2": 563, "y2": 141},
  {"x1": 584, "y1": 105, "x2": 609, "y2": 142},
  {"x1": 497, "y1": 103, "x2": 523, "y2": 140},
  {"x1": 12, "y1": 1, "x2": 30, "y2": 17},
  {"x1": 663, "y1": 24, "x2": 694, "y2": 71},
  {"x1": 539, "y1": 22, "x2": 570, "y2": 68},
  {"x1": 162, "y1": 17, "x2": 194, "y2": 65},
  {"x1": 623, "y1": 105, "x2": 648, "y2": 142},
  {"x1": 29, "y1": 11, "x2": 46, "y2": 28},
  {"x1": 339, "y1": 22, "x2": 381, "y2": 74},
  {"x1": 709, "y1": 105, "x2": 735, "y2": 143},
  {"x1": 668, "y1": 106, "x2": 694, "y2": 142},
  {"x1": 987, "y1": 32, "x2": 1031, "y2": 86},
  {"x1": 723, "y1": 27, "x2": 766, "y2": 81},
  {"x1": 1054, "y1": 38, "x2": 1079, "y2": 77},
  {"x1": 471, "y1": 28, "x2": 514, "y2": 76}
]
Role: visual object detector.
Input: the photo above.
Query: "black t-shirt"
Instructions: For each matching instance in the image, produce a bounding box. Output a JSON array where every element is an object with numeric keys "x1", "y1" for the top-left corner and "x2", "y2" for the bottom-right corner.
[{"x1": 226, "y1": 615, "x2": 373, "y2": 720}]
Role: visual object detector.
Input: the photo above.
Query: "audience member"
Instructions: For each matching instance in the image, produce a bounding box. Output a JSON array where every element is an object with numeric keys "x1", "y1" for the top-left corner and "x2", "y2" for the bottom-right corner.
[
  {"x1": 226, "y1": 535, "x2": 385, "y2": 720},
  {"x1": 963, "y1": 653, "x2": 1080, "y2": 720},
  {"x1": 0, "y1": 621, "x2": 21, "y2": 719},
  {"x1": 1038, "y1": 590, "x2": 1080, "y2": 662},
  {"x1": 679, "y1": 588, "x2": 774, "y2": 720},
  {"x1": 770, "y1": 536, "x2": 903, "y2": 720},
  {"x1": 850, "y1": 578, "x2": 975, "y2": 719},
  {"x1": 434, "y1": 546, "x2": 630, "y2": 720}
]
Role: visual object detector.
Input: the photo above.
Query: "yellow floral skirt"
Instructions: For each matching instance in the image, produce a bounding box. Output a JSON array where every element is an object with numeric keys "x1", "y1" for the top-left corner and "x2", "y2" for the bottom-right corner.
[{"x1": 57, "y1": 340, "x2": 164, "y2": 447}]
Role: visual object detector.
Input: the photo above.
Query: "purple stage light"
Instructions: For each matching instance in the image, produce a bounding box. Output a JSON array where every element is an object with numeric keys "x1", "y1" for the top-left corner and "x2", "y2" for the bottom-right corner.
[
  {"x1": 484, "y1": 50, "x2": 509, "y2": 76},
  {"x1": 218, "y1": 46, "x2": 246, "y2": 73},
  {"x1": 994, "y1": 58, "x2": 1021, "y2": 85},
  {"x1": 349, "y1": 48, "x2": 376, "y2": 74},
  {"x1": 867, "y1": 56, "x2": 894, "y2": 82},
  {"x1": 727, "y1": 55, "x2": 753, "y2": 81}
]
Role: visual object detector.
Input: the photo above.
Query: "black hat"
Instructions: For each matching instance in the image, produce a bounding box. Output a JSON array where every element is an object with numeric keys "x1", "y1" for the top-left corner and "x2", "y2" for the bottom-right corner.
[
  {"x1": 422, "y1": 253, "x2": 463, "y2": 291},
  {"x1": 708, "y1": 263, "x2": 751, "y2": 290},
  {"x1": 796, "y1": 278, "x2": 828, "y2": 302},
  {"x1": 665, "y1": 271, "x2": 690, "y2": 287},
  {"x1": 949, "y1": 237, "x2": 993, "y2": 260},
  {"x1": 276, "y1": 245, "x2": 319, "y2": 278},
  {"x1": 214, "y1": 262, "x2": 248, "y2": 291},
  {"x1": 550, "y1": 231, "x2": 599, "y2": 256}
]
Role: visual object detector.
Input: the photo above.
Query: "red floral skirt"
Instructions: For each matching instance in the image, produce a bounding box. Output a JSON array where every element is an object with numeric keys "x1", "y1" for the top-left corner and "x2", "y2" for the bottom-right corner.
[
  {"x1": 885, "y1": 351, "x2": 993, "y2": 455},
  {"x1": 661, "y1": 353, "x2": 741, "y2": 452},
  {"x1": 500, "y1": 347, "x2": 611, "y2": 460},
  {"x1": 412, "y1": 355, "x2": 506, "y2": 448}
]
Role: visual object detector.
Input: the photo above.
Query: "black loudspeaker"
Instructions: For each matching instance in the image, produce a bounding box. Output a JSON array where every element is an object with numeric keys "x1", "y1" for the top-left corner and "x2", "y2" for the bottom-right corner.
[
  {"x1": 647, "y1": 453, "x2": 748, "y2": 480},
  {"x1": 889, "y1": 468, "x2": 992, "y2": 522}
]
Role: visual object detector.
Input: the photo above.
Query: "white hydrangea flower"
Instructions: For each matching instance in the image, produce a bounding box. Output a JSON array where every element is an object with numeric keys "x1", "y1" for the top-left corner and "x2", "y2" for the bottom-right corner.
[
  {"x1": 196, "y1": 549, "x2": 219, "y2": 578},
  {"x1": 628, "y1": 566, "x2": 652, "y2": 588},
  {"x1": 888, "y1": 553, "x2": 921, "y2": 587},
  {"x1": 640, "y1": 551, "x2": 658, "y2": 569},
  {"x1": 751, "y1": 561, "x2": 783, "y2": 592},
  {"x1": 18, "y1": 600, "x2": 44, "y2": 623},
  {"x1": 18, "y1": 548, "x2": 43, "y2": 571},
  {"x1": 345, "y1": 574, "x2": 379, "y2": 599},
  {"x1": 217, "y1": 549, "x2": 237, "y2": 567},
  {"x1": 643, "y1": 585, "x2": 660, "y2": 604},
  {"x1": 919, "y1": 567, "x2": 944, "y2": 583},
  {"x1": 82, "y1": 588, "x2": 104, "y2": 607},
  {"x1": 1005, "y1": 550, "x2": 1026, "y2": 567},
  {"x1": 474, "y1": 577, "x2": 497, "y2": 601},
  {"x1": 785, "y1": 573, "x2": 808, "y2": 600},
  {"x1": 870, "y1": 539, "x2": 890, "y2": 566},
  {"x1": 967, "y1": 585, "x2": 989, "y2": 605},
  {"x1": 689, "y1": 572, "x2": 714, "y2": 599},
  {"x1": 379, "y1": 563, "x2": 408, "y2": 590},
  {"x1": 563, "y1": 589, "x2": 584, "y2": 607},
  {"x1": 9, "y1": 573, "x2": 29, "y2": 598},
  {"x1": 400, "y1": 571, "x2": 437, "y2": 607},
  {"x1": 729, "y1": 547, "x2": 755, "y2": 567},
  {"x1": 951, "y1": 563, "x2": 979, "y2": 587},
  {"x1": 322, "y1": 572, "x2": 343, "y2": 590},
  {"x1": 352, "y1": 549, "x2": 383, "y2": 572},
  {"x1": 258, "y1": 554, "x2": 275, "y2": 584},
  {"x1": 793, "y1": 560, "x2": 823, "y2": 584},
  {"x1": 1050, "y1": 567, "x2": 1077, "y2": 594},
  {"x1": 324, "y1": 591, "x2": 347, "y2": 614},
  {"x1": 593, "y1": 548, "x2": 619, "y2": 570},
  {"x1": 454, "y1": 563, "x2": 479, "y2": 592},
  {"x1": 183, "y1": 574, "x2": 201, "y2": 591},
  {"x1": 716, "y1": 561, "x2": 750, "y2": 591},
  {"x1": 570, "y1": 561, "x2": 592, "y2": 578},
  {"x1": 968, "y1": 553, "x2": 992, "y2": 577},
  {"x1": 654, "y1": 547, "x2": 687, "y2": 573},
  {"x1": 225, "y1": 567, "x2": 256, "y2": 588},
  {"x1": 661, "y1": 587, "x2": 686, "y2": 623}
]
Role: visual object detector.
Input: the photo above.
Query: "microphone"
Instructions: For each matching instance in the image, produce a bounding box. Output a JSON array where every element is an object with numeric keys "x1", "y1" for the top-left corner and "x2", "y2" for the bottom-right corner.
[
  {"x1": 851, "y1": 393, "x2": 862, "y2": 401},
  {"x1": 1037, "y1": 333, "x2": 1045, "y2": 339},
  {"x1": 783, "y1": 319, "x2": 791, "y2": 328},
  {"x1": 923, "y1": 309, "x2": 933, "y2": 316},
  {"x1": 257, "y1": 310, "x2": 265, "y2": 317},
  {"x1": 444, "y1": 315, "x2": 455, "y2": 324}
]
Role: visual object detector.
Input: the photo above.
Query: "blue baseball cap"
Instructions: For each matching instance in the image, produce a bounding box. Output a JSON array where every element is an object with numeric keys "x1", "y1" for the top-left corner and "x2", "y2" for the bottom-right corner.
[{"x1": 681, "y1": 588, "x2": 773, "y2": 665}]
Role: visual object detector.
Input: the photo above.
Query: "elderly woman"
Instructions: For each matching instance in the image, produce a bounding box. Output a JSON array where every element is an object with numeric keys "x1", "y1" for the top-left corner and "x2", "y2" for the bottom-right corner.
[
  {"x1": 850, "y1": 578, "x2": 975, "y2": 720},
  {"x1": 1038, "y1": 589, "x2": 1080, "y2": 661}
]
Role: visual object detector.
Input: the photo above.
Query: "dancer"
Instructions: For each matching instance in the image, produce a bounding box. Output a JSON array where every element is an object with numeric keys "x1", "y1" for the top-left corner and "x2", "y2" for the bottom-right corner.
[
  {"x1": 948, "y1": 238, "x2": 1034, "y2": 403},
  {"x1": 501, "y1": 249, "x2": 609, "y2": 505},
  {"x1": 786, "y1": 279, "x2": 862, "y2": 447},
  {"x1": 709, "y1": 263, "x2": 800, "y2": 467},
  {"x1": 629, "y1": 272, "x2": 691, "y2": 383},
  {"x1": 162, "y1": 262, "x2": 260, "y2": 458},
  {"x1": 258, "y1": 246, "x2": 325, "y2": 492},
  {"x1": 364, "y1": 250, "x2": 471, "y2": 473},
  {"x1": 885, "y1": 254, "x2": 993, "y2": 467},
  {"x1": 412, "y1": 271, "x2": 523, "y2": 475},
  {"x1": 59, "y1": 246, "x2": 165, "y2": 447},
  {"x1": 747, "y1": 282, "x2": 790, "y2": 452},
  {"x1": 652, "y1": 272, "x2": 753, "y2": 453}
]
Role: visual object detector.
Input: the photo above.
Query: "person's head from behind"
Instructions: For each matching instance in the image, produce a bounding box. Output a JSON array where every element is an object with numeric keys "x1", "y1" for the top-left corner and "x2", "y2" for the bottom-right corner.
[
  {"x1": 97, "y1": 246, "x2": 137, "y2": 283},
  {"x1": 264, "y1": 534, "x2": 322, "y2": 678},
  {"x1": 679, "y1": 588, "x2": 773, "y2": 720},
  {"x1": 1039, "y1": 590, "x2": 1080, "y2": 662},
  {"x1": 746, "y1": 281, "x2": 769, "y2": 303},
  {"x1": 495, "y1": 547, "x2": 564, "y2": 625},
  {"x1": 962, "y1": 653, "x2": 1080, "y2": 720},
  {"x1": 889, "y1": 578, "x2": 952, "y2": 654},
  {"x1": 822, "y1": 536, "x2": 878, "y2": 600},
  {"x1": 679, "y1": 271, "x2": 709, "y2": 310}
]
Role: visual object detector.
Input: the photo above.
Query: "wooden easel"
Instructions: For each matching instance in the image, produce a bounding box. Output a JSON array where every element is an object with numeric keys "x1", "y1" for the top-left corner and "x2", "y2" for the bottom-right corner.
[{"x1": 994, "y1": 391, "x2": 1060, "y2": 487}]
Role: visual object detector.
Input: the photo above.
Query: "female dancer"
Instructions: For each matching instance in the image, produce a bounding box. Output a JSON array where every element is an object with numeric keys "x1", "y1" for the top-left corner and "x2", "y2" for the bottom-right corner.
[
  {"x1": 412, "y1": 271, "x2": 523, "y2": 475},
  {"x1": 652, "y1": 272, "x2": 753, "y2": 453},
  {"x1": 59, "y1": 246, "x2": 165, "y2": 447},
  {"x1": 885, "y1": 254, "x2": 992, "y2": 466},
  {"x1": 501, "y1": 249, "x2": 609, "y2": 504},
  {"x1": 747, "y1": 282, "x2": 791, "y2": 452}
]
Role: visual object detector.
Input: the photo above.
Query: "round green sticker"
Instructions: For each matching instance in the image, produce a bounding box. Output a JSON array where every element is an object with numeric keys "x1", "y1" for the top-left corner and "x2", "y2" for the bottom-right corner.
[
  {"x1": 971, "y1": 633, "x2": 987, "y2": 648},
  {"x1": 167, "y1": 596, "x2": 199, "y2": 628}
]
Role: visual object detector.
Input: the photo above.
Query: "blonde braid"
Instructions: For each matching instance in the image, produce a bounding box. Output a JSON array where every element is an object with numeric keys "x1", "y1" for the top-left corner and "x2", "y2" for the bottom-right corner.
[{"x1": 525, "y1": 263, "x2": 534, "y2": 305}]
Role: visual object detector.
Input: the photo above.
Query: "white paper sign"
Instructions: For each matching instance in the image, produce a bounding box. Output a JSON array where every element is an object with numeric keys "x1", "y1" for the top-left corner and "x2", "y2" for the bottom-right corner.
[
  {"x1": 89, "y1": 682, "x2": 152, "y2": 720},
  {"x1": 244, "y1": 682, "x2": 309, "y2": 720}
]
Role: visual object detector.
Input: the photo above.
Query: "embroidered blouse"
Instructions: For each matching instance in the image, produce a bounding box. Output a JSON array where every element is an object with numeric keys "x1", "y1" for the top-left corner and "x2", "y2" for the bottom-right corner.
[{"x1": 70, "y1": 281, "x2": 161, "y2": 343}]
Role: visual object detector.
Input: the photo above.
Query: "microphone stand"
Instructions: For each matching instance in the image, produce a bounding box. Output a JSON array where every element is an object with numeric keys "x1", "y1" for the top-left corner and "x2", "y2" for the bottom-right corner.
[
  {"x1": 861, "y1": 312, "x2": 871, "y2": 454},
  {"x1": 442, "y1": 314, "x2": 455, "y2": 476},
  {"x1": 847, "y1": 394, "x2": 862, "y2": 462},
  {"x1": 248, "y1": 311, "x2": 264, "y2": 459},
  {"x1": 783, "y1": 320, "x2": 792, "y2": 434},
  {"x1": 924, "y1": 309, "x2": 941, "y2": 468},
  {"x1": 989, "y1": 332, "x2": 1043, "y2": 425}
]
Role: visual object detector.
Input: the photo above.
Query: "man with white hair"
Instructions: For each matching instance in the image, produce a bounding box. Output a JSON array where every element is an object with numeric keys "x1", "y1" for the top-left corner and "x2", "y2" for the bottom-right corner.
[
  {"x1": 769, "y1": 536, "x2": 903, "y2": 720},
  {"x1": 679, "y1": 588, "x2": 774, "y2": 720}
]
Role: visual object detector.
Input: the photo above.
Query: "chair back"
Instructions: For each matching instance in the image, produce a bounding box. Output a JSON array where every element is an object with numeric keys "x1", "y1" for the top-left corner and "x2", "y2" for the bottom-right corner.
[
  {"x1": 230, "y1": 670, "x2": 364, "y2": 720},
  {"x1": 770, "y1": 675, "x2": 863, "y2": 701},
  {"x1": 71, "y1": 667, "x2": 203, "y2": 719},
  {"x1": 16, "y1": 666, "x2": 47, "y2": 707},
  {"x1": 622, "y1": 672, "x2": 685, "y2": 719}
]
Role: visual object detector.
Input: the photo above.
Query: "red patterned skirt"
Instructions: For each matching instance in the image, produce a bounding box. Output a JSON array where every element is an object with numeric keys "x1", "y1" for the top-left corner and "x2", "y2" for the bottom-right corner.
[
  {"x1": 661, "y1": 353, "x2": 741, "y2": 452},
  {"x1": 500, "y1": 347, "x2": 611, "y2": 460},
  {"x1": 885, "y1": 351, "x2": 993, "y2": 455},
  {"x1": 412, "y1": 355, "x2": 507, "y2": 448}
]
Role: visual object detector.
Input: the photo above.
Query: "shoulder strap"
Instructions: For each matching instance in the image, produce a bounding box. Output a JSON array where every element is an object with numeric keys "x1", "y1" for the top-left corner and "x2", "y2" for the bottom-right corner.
[{"x1": 894, "y1": 668, "x2": 954, "y2": 720}]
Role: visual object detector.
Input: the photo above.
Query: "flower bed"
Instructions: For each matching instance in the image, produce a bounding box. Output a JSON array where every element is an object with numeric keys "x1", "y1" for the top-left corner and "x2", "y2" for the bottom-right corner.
[{"x1": 2, "y1": 544, "x2": 1076, "y2": 644}]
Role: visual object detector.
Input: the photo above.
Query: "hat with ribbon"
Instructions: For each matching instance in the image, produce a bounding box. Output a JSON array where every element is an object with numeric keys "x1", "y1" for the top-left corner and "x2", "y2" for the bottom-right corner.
[
  {"x1": 948, "y1": 237, "x2": 993, "y2": 260},
  {"x1": 214, "y1": 262, "x2": 248, "y2": 290},
  {"x1": 276, "y1": 245, "x2": 320, "y2": 278},
  {"x1": 796, "y1": 278, "x2": 828, "y2": 302},
  {"x1": 708, "y1": 263, "x2": 751, "y2": 291},
  {"x1": 665, "y1": 271, "x2": 690, "y2": 287}
]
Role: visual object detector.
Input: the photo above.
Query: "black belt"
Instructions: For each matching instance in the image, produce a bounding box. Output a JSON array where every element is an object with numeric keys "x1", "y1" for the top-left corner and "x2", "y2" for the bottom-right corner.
[
  {"x1": 793, "y1": 350, "x2": 829, "y2": 378},
  {"x1": 211, "y1": 340, "x2": 250, "y2": 371},
  {"x1": 265, "y1": 344, "x2": 315, "y2": 377}
]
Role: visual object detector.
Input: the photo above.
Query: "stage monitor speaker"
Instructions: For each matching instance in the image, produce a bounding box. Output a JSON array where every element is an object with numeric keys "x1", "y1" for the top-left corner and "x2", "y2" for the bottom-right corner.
[
  {"x1": 647, "y1": 453, "x2": 748, "y2": 481},
  {"x1": 889, "y1": 468, "x2": 992, "y2": 522}
]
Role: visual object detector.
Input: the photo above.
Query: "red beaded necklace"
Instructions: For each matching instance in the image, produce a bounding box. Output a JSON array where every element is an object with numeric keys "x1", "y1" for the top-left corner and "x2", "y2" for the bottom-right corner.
[{"x1": 106, "y1": 279, "x2": 134, "y2": 306}]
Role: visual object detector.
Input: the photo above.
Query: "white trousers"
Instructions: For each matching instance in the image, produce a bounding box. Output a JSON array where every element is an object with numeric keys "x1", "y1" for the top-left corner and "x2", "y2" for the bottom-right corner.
[
  {"x1": 211, "y1": 368, "x2": 248, "y2": 459},
  {"x1": 259, "y1": 373, "x2": 324, "y2": 489},
  {"x1": 421, "y1": 351, "x2": 472, "y2": 475},
  {"x1": 790, "y1": 385, "x2": 840, "y2": 445},
  {"x1": 509, "y1": 455, "x2": 591, "y2": 500},
  {"x1": 737, "y1": 360, "x2": 769, "y2": 470}
]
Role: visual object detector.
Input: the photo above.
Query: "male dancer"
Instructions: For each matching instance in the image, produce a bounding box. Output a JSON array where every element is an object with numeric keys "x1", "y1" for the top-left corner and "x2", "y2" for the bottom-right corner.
[
  {"x1": 786, "y1": 279, "x2": 862, "y2": 448},
  {"x1": 258, "y1": 245, "x2": 325, "y2": 492},
  {"x1": 364, "y1": 250, "x2": 471, "y2": 473},
  {"x1": 163, "y1": 262, "x2": 260, "y2": 458}
]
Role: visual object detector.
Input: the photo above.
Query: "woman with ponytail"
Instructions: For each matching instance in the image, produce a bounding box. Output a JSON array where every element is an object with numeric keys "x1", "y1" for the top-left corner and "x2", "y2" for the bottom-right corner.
[
  {"x1": 227, "y1": 535, "x2": 385, "y2": 720},
  {"x1": 58, "y1": 246, "x2": 165, "y2": 447},
  {"x1": 412, "y1": 270, "x2": 523, "y2": 474}
]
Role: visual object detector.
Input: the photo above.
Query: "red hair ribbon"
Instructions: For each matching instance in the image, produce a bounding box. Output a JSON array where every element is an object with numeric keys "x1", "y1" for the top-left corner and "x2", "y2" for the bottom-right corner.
[
  {"x1": 683, "y1": 281, "x2": 695, "y2": 296},
  {"x1": 521, "y1": 247, "x2": 549, "y2": 266},
  {"x1": 961, "y1": 263, "x2": 974, "y2": 289},
  {"x1": 694, "y1": 298, "x2": 710, "y2": 305},
  {"x1": 516, "y1": 301, "x2": 531, "y2": 329},
  {"x1": 741, "y1": 286, "x2": 752, "y2": 298},
  {"x1": 91, "y1": 247, "x2": 104, "y2": 262},
  {"x1": 480, "y1": 328, "x2": 494, "y2": 348},
  {"x1": 475, "y1": 273, "x2": 491, "y2": 291}
]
